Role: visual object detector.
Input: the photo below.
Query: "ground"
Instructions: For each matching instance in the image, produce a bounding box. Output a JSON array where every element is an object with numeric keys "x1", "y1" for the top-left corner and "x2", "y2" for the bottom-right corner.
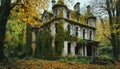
[{"x1": 4, "y1": 59, "x2": 119, "y2": 69}]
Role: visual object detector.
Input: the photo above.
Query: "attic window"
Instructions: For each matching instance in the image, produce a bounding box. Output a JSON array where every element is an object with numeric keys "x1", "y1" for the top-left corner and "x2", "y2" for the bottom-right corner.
[
  {"x1": 44, "y1": 16, "x2": 47, "y2": 21},
  {"x1": 54, "y1": 9, "x2": 57, "y2": 17},
  {"x1": 67, "y1": 11, "x2": 70, "y2": 18},
  {"x1": 76, "y1": 14, "x2": 80, "y2": 22}
]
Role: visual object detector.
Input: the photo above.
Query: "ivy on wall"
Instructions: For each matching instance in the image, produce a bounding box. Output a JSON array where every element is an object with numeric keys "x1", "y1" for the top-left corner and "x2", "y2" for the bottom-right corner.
[
  {"x1": 35, "y1": 28, "x2": 54, "y2": 59},
  {"x1": 26, "y1": 24, "x2": 32, "y2": 56}
]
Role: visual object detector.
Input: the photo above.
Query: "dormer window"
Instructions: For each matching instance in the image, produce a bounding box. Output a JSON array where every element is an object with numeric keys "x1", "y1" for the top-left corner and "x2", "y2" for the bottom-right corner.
[
  {"x1": 54, "y1": 8, "x2": 57, "y2": 18},
  {"x1": 67, "y1": 24, "x2": 71, "y2": 34},
  {"x1": 44, "y1": 16, "x2": 47, "y2": 21},
  {"x1": 67, "y1": 11, "x2": 70, "y2": 18},
  {"x1": 76, "y1": 14, "x2": 80, "y2": 22}
]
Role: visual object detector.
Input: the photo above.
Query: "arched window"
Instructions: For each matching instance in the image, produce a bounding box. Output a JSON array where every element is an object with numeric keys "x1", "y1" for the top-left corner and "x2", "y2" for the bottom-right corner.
[
  {"x1": 75, "y1": 27, "x2": 78, "y2": 36},
  {"x1": 67, "y1": 24, "x2": 71, "y2": 34},
  {"x1": 54, "y1": 8, "x2": 57, "y2": 18},
  {"x1": 55, "y1": 23, "x2": 58, "y2": 34},
  {"x1": 90, "y1": 31, "x2": 92, "y2": 39},
  {"x1": 83, "y1": 29, "x2": 85, "y2": 39},
  {"x1": 67, "y1": 11, "x2": 70, "y2": 18},
  {"x1": 67, "y1": 42, "x2": 71, "y2": 54}
]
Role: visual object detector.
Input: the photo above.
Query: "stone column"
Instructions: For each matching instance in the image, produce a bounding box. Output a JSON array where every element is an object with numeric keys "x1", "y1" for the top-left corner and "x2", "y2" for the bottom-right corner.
[
  {"x1": 85, "y1": 46, "x2": 87, "y2": 56},
  {"x1": 71, "y1": 42, "x2": 76, "y2": 56},
  {"x1": 31, "y1": 31, "x2": 36, "y2": 55},
  {"x1": 82, "y1": 46, "x2": 84, "y2": 56},
  {"x1": 62, "y1": 41, "x2": 68, "y2": 56}
]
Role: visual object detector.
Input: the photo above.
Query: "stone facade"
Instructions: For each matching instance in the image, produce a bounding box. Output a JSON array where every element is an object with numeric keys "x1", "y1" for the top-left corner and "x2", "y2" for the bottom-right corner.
[{"x1": 38, "y1": 0, "x2": 99, "y2": 57}]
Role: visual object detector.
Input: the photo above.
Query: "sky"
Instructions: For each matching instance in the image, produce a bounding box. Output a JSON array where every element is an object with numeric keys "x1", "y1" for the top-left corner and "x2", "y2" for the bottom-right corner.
[{"x1": 48, "y1": 0, "x2": 91, "y2": 14}]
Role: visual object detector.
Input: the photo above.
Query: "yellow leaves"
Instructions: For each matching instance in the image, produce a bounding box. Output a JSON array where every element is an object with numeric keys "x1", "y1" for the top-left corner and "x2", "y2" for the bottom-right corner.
[{"x1": 80, "y1": 15, "x2": 85, "y2": 24}]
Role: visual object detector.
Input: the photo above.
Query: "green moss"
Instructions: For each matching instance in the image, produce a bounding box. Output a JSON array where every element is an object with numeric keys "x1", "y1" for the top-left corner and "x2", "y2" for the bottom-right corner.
[
  {"x1": 35, "y1": 28, "x2": 54, "y2": 59},
  {"x1": 57, "y1": 0, "x2": 64, "y2": 5},
  {"x1": 85, "y1": 12, "x2": 94, "y2": 18},
  {"x1": 26, "y1": 24, "x2": 32, "y2": 56}
]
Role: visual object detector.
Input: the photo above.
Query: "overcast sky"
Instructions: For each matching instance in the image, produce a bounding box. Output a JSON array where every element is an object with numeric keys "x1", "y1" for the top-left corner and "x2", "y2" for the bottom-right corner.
[{"x1": 48, "y1": 0, "x2": 91, "y2": 14}]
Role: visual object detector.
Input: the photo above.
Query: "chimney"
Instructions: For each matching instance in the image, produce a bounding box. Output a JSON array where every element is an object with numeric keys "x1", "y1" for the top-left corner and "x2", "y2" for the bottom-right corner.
[
  {"x1": 74, "y1": 2, "x2": 80, "y2": 13},
  {"x1": 87, "y1": 5, "x2": 90, "y2": 13},
  {"x1": 51, "y1": 0, "x2": 56, "y2": 6}
]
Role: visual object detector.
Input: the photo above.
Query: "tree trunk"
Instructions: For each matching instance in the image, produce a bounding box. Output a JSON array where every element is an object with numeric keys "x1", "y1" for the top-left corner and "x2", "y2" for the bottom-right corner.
[
  {"x1": 0, "y1": 0, "x2": 11, "y2": 61},
  {"x1": 0, "y1": 19, "x2": 7, "y2": 61}
]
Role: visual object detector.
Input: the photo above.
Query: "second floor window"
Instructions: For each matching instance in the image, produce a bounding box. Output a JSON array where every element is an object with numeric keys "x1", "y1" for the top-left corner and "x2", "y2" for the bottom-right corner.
[
  {"x1": 75, "y1": 27, "x2": 78, "y2": 36},
  {"x1": 55, "y1": 23, "x2": 58, "y2": 34},
  {"x1": 54, "y1": 9, "x2": 57, "y2": 18},
  {"x1": 90, "y1": 31, "x2": 92, "y2": 39},
  {"x1": 83, "y1": 29, "x2": 85, "y2": 39},
  {"x1": 67, "y1": 11, "x2": 70, "y2": 18},
  {"x1": 67, "y1": 24, "x2": 71, "y2": 34}
]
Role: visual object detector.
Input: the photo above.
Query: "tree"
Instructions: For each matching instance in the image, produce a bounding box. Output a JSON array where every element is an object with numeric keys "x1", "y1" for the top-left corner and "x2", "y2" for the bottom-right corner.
[
  {"x1": 0, "y1": 0, "x2": 21, "y2": 61},
  {"x1": 91, "y1": 0, "x2": 120, "y2": 60},
  {"x1": 0, "y1": 0, "x2": 49, "y2": 61}
]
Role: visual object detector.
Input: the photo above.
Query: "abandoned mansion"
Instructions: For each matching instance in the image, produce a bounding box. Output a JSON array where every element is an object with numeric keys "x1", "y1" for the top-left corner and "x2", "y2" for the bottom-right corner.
[{"x1": 32, "y1": 0, "x2": 99, "y2": 57}]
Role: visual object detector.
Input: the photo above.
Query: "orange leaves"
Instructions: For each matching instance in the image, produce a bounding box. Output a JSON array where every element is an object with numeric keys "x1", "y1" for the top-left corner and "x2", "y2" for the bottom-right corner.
[{"x1": 11, "y1": 59, "x2": 120, "y2": 69}]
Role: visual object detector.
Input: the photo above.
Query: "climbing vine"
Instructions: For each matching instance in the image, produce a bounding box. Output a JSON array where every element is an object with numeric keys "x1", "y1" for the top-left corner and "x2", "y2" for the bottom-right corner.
[{"x1": 35, "y1": 28, "x2": 53, "y2": 59}]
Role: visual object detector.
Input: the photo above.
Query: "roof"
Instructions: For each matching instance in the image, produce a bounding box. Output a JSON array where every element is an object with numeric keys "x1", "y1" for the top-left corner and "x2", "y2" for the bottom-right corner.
[
  {"x1": 52, "y1": 0, "x2": 68, "y2": 9},
  {"x1": 40, "y1": 18, "x2": 96, "y2": 30}
]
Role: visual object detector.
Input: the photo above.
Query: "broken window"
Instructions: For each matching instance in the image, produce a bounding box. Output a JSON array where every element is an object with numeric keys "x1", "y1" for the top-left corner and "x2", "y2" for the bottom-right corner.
[
  {"x1": 67, "y1": 24, "x2": 71, "y2": 34},
  {"x1": 67, "y1": 11, "x2": 70, "y2": 18},
  {"x1": 44, "y1": 15, "x2": 47, "y2": 21},
  {"x1": 54, "y1": 8, "x2": 57, "y2": 18},
  {"x1": 75, "y1": 43, "x2": 79, "y2": 54},
  {"x1": 55, "y1": 41, "x2": 58, "y2": 52},
  {"x1": 83, "y1": 29, "x2": 85, "y2": 39},
  {"x1": 90, "y1": 31, "x2": 92, "y2": 39},
  {"x1": 67, "y1": 42, "x2": 71, "y2": 54},
  {"x1": 75, "y1": 27, "x2": 78, "y2": 36},
  {"x1": 55, "y1": 23, "x2": 58, "y2": 34}
]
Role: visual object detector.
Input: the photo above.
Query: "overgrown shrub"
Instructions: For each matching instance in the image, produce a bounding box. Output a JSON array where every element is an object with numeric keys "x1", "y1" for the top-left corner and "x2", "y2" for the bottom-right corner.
[{"x1": 59, "y1": 57, "x2": 91, "y2": 64}]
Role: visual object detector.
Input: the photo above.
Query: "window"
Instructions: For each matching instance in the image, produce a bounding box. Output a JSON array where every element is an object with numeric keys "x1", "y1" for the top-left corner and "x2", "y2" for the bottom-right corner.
[
  {"x1": 68, "y1": 42, "x2": 71, "y2": 54},
  {"x1": 90, "y1": 31, "x2": 92, "y2": 39},
  {"x1": 67, "y1": 24, "x2": 71, "y2": 34},
  {"x1": 67, "y1": 11, "x2": 70, "y2": 18},
  {"x1": 44, "y1": 16, "x2": 47, "y2": 21},
  {"x1": 54, "y1": 9, "x2": 57, "y2": 17},
  {"x1": 55, "y1": 23, "x2": 58, "y2": 34},
  {"x1": 86, "y1": 19, "x2": 89, "y2": 24},
  {"x1": 77, "y1": 15, "x2": 80, "y2": 22},
  {"x1": 55, "y1": 41, "x2": 58, "y2": 52},
  {"x1": 75, "y1": 27, "x2": 78, "y2": 36},
  {"x1": 83, "y1": 29, "x2": 85, "y2": 39}
]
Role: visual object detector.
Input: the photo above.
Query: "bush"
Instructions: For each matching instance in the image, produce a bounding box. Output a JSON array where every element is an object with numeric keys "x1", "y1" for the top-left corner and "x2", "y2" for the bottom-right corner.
[{"x1": 59, "y1": 57, "x2": 91, "y2": 64}]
